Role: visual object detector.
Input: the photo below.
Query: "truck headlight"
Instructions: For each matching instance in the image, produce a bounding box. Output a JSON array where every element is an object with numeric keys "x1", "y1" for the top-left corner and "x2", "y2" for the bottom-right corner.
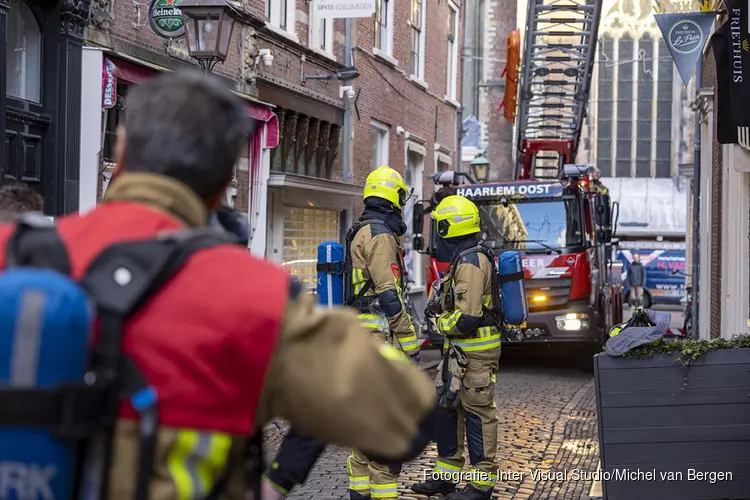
[{"x1": 555, "y1": 313, "x2": 589, "y2": 331}]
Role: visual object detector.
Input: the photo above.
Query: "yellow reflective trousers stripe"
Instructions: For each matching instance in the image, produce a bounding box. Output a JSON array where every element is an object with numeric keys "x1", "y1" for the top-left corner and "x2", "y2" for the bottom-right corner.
[
  {"x1": 167, "y1": 430, "x2": 232, "y2": 500},
  {"x1": 371, "y1": 483, "x2": 399, "y2": 498}
]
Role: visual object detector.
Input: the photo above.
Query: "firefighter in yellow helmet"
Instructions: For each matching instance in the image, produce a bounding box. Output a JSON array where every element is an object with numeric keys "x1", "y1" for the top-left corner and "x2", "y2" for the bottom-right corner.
[
  {"x1": 412, "y1": 195, "x2": 500, "y2": 500},
  {"x1": 344, "y1": 165, "x2": 420, "y2": 499}
]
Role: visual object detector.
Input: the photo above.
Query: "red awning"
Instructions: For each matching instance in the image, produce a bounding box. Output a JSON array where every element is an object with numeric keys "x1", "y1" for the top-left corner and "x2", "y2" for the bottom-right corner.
[
  {"x1": 107, "y1": 56, "x2": 154, "y2": 85},
  {"x1": 103, "y1": 56, "x2": 278, "y2": 148},
  {"x1": 248, "y1": 104, "x2": 279, "y2": 149}
]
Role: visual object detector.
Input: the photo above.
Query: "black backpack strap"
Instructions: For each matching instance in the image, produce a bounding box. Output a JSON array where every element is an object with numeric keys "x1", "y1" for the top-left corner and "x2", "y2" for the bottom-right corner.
[
  {"x1": 343, "y1": 220, "x2": 393, "y2": 307},
  {"x1": 451, "y1": 245, "x2": 506, "y2": 327},
  {"x1": 5, "y1": 212, "x2": 71, "y2": 274},
  {"x1": 79, "y1": 227, "x2": 235, "y2": 500}
]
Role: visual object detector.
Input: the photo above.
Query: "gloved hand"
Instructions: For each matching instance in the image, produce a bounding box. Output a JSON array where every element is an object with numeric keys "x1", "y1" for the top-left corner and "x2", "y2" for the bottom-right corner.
[
  {"x1": 411, "y1": 352, "x2": 421, "y2": 364},
  {"x1": 425, "y1": 300, "x2": 442, "y2": 319}
]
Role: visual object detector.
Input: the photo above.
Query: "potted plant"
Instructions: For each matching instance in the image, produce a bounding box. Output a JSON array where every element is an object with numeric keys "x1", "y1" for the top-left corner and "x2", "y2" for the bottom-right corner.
[{"x1": 594, "y1": 334, "x2": 750, "y2": 500}]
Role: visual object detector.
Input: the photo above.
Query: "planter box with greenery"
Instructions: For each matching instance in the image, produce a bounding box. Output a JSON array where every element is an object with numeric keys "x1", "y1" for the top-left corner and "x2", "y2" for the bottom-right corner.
[{"x1": 594, "y1": 335, "x2": 750, "y2": 500}]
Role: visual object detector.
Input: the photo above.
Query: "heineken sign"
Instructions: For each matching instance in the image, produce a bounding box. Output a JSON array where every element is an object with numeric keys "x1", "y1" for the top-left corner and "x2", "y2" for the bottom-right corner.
[{"x1": 148, "y1": 0, "x2": 185, "y2": 40}]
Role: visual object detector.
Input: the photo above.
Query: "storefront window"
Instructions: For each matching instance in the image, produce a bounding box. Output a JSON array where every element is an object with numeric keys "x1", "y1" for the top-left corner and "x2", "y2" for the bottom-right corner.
[
  {"x1": 282, "y1": 206, "x2": 341, "y2": 288},
  {"x1": 6, "y1": 0, "x2": 42, "y2": 102}
]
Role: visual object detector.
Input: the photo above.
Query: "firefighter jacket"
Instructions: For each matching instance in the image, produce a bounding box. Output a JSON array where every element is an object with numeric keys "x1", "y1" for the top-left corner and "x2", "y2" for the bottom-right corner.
[
  {"x1": 435, "y1": 246, "x2": 502, "y2": 362},
  {"x1": 348, "y1": 215, "x2": 420, "y2": 356},
  {"x1": 0, "y1": 172, "x2": 438, "y2": 500},
  {"x1": 591, "y1": 180, "x2": 609, "y2": 195}
]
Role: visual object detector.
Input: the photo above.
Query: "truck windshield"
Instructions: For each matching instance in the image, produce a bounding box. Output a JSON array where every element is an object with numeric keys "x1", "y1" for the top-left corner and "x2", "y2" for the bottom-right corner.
[{"x1": 476, "y1": 198, "x2": 584, "y2": 251}]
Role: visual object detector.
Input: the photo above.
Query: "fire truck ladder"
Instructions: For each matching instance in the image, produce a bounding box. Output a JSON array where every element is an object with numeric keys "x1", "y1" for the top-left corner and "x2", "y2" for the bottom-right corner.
[{"x1": 514, "y1": 0, "x2": 603, "y2": 180}]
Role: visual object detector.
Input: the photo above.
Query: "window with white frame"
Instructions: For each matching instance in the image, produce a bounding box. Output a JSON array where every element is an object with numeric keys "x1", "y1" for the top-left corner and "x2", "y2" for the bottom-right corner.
[
  {"x1": 375, "y1": 0, "x2": 394, "y2": 56},
  {"x1": 410, "y1": 0, "x2": 426, "y2": 79},
  {"x1": 6, "y1": 0, "x2": 42, "y2": 103},
  {"x1": 446, "y1": 2, "x2": 459, "y2": 100},
  {"x1": 309, "y1": 0, "x2": 333, "y2": 54},
  {"x1": 266, "y1": 0, "x2": 293, "y2": 33},
  {"x1": 371, "y1": 121, "x2": 390, "y2": 170}
]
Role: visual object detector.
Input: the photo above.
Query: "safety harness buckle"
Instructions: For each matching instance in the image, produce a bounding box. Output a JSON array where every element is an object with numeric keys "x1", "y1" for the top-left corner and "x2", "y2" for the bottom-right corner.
[
  {"x1": 0, "y1": 382, "x2": 109, "y2": 440},
  {"x1": 316, "y1": 261, "x2": 345, "y2": 275}
]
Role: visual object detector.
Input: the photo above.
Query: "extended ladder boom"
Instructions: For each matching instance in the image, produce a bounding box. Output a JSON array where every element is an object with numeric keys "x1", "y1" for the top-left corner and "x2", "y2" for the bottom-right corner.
[{"x1": 514, "y1": 0, "x2": 603, "y2": 180}]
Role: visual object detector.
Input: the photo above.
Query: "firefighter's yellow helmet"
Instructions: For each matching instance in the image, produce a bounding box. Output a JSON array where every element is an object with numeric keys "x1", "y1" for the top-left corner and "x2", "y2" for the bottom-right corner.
[
  {"x1": 364, "y1": 166, "x2": 409, "y2": 209},
  {"x1": 431, "y1": 195, "x2": 480, "y2": 239}
]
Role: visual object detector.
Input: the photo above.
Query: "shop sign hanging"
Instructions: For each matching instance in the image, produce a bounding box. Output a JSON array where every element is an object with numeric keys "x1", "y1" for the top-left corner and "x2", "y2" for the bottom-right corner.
[
  {"x1": 148, "y1": 0, "x2": 185, "y2": 39},
  {"x1": 654, "y1": 12, "x2": 716, "y2": 86},
  {"x1": 102, "y1": 58, "x2": 117, "y2": 108},
  {"x1": 712, "y1": 0, "x2": 750, "y2": 147}
]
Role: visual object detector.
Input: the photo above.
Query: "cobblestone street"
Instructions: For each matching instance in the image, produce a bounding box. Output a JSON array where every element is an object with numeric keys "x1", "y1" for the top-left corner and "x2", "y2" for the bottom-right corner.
[{"x1": 264, "y1": 351, "x2": 600, "y2": 500}]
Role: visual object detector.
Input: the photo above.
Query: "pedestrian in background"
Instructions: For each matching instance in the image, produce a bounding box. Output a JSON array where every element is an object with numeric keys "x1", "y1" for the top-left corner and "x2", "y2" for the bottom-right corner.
[
  {"x1": 590, "y1": 167, "x2": 609, "y2": 195},
  {"x1": 628, "y1": 253, "x2": 647, "y2": 309},
  {"x1": 0, "y1": 183, "x2": 44, "y2": 222}
]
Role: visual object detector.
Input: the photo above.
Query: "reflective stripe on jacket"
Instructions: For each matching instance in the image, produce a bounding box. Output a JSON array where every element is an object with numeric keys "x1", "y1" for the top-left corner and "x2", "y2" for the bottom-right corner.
[
  {"x1": 436, "y1": 250, "x2": 502, "y2": 357},
  {"x1": 348, "y1": 222, "x2": 419, "y2": 355}
]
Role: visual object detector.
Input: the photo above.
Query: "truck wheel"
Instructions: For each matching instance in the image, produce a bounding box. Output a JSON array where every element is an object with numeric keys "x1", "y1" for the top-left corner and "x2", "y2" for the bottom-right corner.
[{"x1": 642, "y1": 292, "x2": 652, "y2": 308}]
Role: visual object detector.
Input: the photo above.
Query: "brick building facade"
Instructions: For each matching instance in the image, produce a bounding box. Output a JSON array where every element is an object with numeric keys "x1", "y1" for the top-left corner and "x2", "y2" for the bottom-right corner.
[
  {"x1": 72, "y1": 0, "x2": 462, "y2": 295},
  {"x1": 351, "y1": 0, "x2": 464, "y2": 303},
  {"x1": 460, "y1": 0, "x2": 517, "y2": 181}
]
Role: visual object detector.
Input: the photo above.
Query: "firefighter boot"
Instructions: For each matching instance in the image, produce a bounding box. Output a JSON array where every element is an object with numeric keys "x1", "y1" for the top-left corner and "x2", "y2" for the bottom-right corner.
[
  {"x1": 349, "y1": 492, "x2": 370, "y2": 500},
  {"x1": 445, "y1": 484, "x2": 493, "y2": 500},
  {"x1": 410, "y1": 479, "x2": 458, "y2": 496}
]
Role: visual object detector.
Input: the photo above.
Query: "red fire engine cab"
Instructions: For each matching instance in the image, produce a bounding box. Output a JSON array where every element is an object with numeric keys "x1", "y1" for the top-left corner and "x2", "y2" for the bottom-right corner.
[{"x1": 411, "y1": 163, "x2": 623, "y2": 361}]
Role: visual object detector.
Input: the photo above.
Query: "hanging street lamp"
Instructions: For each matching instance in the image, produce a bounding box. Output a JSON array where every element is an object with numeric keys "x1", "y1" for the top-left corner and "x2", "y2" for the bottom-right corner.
[
  {"x1": 179, "y1": 0, "x2": 240, "y2": 73},
  {"x1": 470, "y1": 151, "x2": 491, "y2": 183}
]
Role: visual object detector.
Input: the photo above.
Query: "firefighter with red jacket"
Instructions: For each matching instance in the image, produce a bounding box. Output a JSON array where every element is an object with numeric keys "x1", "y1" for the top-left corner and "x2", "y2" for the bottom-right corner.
[{"x1": 0, "y1": 70, "x2": 438, "y2": 499}]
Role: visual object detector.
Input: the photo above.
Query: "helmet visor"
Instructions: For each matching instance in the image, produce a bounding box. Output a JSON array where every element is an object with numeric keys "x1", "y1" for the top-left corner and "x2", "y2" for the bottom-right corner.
[{"x1": 437, "y1": 219, "x2": 451, "y2": 238}]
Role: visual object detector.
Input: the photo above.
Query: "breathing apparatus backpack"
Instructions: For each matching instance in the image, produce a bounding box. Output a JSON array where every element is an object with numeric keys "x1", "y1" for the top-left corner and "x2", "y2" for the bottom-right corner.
[
  {"x1": 448, "y1": 244, "x2": 528, "y2": 329},
  {"x1": 338, "y1": 219, "x2": 404, "y2": 314},
  {"x1": 0, "y1": 214, "x2": 250, "y2": 500}
]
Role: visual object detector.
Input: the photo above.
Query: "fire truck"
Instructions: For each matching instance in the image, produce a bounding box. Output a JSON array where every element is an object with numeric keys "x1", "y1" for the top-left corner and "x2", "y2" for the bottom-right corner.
[
  {"x1": 410, "y1": 0, "x2": 623, "y2": 361},
  {"x1": 411, "y1": 167, "x2": 622, "y2": 359}
]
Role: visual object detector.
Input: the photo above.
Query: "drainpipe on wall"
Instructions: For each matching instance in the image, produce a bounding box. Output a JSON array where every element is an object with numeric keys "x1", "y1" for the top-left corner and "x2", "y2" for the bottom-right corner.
[
  {"x1": 342, "y1": 18, "x2": 353, "y2": 181},
  {"x1": 691, "y1": 57, "x2": 702, "y2": 339},
  {"x1": 456, "y1": 0, "x2": 468, "y2": 171}
]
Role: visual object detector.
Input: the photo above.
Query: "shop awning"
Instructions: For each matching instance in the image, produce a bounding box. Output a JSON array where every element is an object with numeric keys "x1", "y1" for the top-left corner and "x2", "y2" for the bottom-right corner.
[
  {"x1": 268, "y1": 172, "x2": 363, "y2": 197},
  {"x1": 247, "y1": 105, "x2": 279, "y2": 149},
  {"x1": 102, "y1": 55, "x2": 278, "y2": 148}
]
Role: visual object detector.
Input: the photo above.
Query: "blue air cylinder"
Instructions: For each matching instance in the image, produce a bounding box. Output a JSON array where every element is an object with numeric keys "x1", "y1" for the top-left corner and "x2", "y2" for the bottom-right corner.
[
  {"x1": 498, "y1": 251, "x2": 528, "y2": 325},
  {"x1": 316, "y1": 241, "x2": 345, "y2": 308},
  {"x1": 0, "y1": 271, "x2": 93, "y2": 500}
]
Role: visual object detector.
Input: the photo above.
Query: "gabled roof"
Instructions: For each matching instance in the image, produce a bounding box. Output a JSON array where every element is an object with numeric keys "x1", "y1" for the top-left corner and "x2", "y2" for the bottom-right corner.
[{"x1": 601, "y1": 177, "x2": 687, "y2": 237}]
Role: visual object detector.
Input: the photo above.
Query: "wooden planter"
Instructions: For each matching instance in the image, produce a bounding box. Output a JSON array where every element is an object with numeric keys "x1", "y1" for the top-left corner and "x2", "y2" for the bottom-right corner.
[{"x1": 594, "y1": 349, "x2": 750, "y2": 500}]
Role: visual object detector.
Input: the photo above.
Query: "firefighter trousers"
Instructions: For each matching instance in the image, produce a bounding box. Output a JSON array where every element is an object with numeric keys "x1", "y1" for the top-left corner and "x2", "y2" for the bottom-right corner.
[
  {"x1": 347, "y1": 449, "x2": 402, "y2": 499},
  {"x1": 433, "y1": 357, "x2": 499, "y2": 492},
  {"x1": 346, "y1": 329, "x2": 404, "y2": 499}
]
